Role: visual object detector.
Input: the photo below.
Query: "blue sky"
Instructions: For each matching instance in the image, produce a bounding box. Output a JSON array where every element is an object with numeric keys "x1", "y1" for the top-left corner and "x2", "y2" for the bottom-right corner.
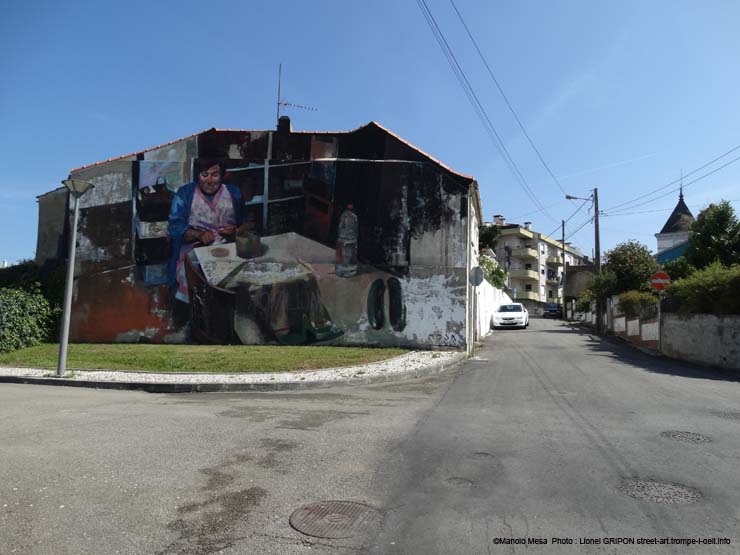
[{"x1": 2, "y1": 0, "x2": 739, "y2": 264}]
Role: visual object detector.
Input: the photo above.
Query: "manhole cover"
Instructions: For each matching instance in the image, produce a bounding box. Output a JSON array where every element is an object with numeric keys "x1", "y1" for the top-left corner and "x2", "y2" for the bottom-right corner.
[
  {"x1": 619, "y1": 479, "x2": 701, "y2": 504},
  {"x1": 445, "y1": 477, "x2": 474, "y2": 488},
  {"x1": 289, "y1": 501, "x2": 381, "y2": 539},
  {"x1": 660, "y1": 431, "x2": 711, "y2": 444}
]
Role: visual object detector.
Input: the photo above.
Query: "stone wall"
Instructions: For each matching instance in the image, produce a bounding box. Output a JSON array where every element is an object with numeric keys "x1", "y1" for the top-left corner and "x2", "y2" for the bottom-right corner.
[{"x1": 662, "y1": 313, "x2": 740, "y2": 370}]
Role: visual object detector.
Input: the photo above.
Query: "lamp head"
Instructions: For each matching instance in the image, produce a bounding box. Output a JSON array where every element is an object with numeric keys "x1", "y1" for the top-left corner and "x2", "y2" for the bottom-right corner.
[{"x1": 62, "y1": 179, "x2": 95, "y2": 199}]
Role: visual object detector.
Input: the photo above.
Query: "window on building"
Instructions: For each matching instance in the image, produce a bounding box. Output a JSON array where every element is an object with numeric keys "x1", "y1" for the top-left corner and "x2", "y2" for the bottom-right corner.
[
  {"x1": 525, "y1": 284, "x2": 532, "y2": 291},
  {"x1": 548, "y1": 290, "x2": 553, "y2": 298},
  {"x1": 525, "y1": 263, "x2": 532, "y2": 270}
]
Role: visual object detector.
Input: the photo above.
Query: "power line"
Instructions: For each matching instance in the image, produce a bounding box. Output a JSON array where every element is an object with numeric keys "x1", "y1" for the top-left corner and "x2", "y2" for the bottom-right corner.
[
  {"x1": 602, "y1": 199, "x2": 740, "y2": 217},
  {"x1": 416, "y1": 0, "x2": 556, "y2": 221},
  {"x1": 566, "y1": 216, "x2": 594, "y2": 241},
  {"x1": 604, "y1": 144, "x2": 740, "y2": 213},
  {"x1": 607, "y1": 153, "x2": 740, "y2": 214},
  {"x1": 544, "y1": 198, "x2": 591, "y2": 239},
  {"x1": 449, "y1": 0, "x2": 567, "y2": 196},
  {"x1": 508, "y1": 200, "x2": 568, "y2": 222}
]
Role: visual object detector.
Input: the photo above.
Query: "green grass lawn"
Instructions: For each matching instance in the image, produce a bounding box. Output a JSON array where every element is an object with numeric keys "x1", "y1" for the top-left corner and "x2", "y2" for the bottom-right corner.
[{"x1": 0, "y1": 343, "x2": 409, "y2": 373}]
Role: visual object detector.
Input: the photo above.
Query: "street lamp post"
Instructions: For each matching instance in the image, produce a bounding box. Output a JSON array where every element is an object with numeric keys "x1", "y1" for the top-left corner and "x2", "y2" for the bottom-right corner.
[
  {"x1": 565, "y1": 188, "x2": 602, "y2": 333},
  {"x1": 56, "y1": 179, "x2": 94, "y2": 378}
]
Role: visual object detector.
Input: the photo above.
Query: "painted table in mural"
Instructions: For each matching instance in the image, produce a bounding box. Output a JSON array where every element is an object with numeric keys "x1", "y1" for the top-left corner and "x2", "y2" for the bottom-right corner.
[{"x1": 193, "y1": 232, "x2": 398, "y2": 345}]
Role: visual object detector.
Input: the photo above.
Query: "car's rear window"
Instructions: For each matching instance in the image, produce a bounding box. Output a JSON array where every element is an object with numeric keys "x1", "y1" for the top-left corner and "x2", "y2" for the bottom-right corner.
[{"x1": 499, "y1": 305, "x2": 522, "y2": 312}]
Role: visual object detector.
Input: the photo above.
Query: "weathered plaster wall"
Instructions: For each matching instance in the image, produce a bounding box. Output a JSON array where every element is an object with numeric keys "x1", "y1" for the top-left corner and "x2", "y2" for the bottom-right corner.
[
  {"x1": 53, "y1": 128, "x2": 477, "y2": 349},
  {"x1": 627, "y1": 319, "x2": 640, "y2": 337},
  {"x1": 70, "y1": 266, "x2": 183, "y2": 343},
  {"x1": 71, "y1": 160, "x2": 134, "y2": 210},
  {"x1": 662, "y1": 313, "x2": 740, "y2": 370},
  {"x1": 564, "y1": 264, "x2": 594, "y2": 298},
  {"x1": 35, "y1": 188, "x2": 68, "y2": 265},
  {"x1": 143, "y1": 137, "x2": 196, "y2": 162}
]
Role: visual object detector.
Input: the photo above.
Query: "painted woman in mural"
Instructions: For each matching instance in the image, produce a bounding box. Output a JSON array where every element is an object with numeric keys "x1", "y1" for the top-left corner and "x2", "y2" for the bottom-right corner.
[{"x1": 167, "y1": 159, "x2": 246, "y2": 304}]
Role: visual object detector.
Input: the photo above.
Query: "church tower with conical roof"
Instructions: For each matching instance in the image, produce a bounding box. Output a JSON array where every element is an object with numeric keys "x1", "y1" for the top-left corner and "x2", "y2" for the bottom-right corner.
[{"x1": 655, "y1": 188, "x2": 695, "y2": 262}]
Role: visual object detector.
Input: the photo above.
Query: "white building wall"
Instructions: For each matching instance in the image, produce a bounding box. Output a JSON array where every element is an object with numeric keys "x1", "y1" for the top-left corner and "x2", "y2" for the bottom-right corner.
[
  {"x1": 656, "y1": 231, "x2": 689, "y2": 253},
  {"x1": 476, "y1": 279, "x2": 513, "y2": 338}
]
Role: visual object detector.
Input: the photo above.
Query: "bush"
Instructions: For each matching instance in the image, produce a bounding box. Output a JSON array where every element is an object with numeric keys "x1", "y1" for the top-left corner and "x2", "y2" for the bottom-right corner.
[
  {"x1": 479, "y1": 255, "x2": 507, "y2": 289},
  {"x1": 617, "y1": 290, "x2": 657, "y2": 318},
  {"x1": 0, "y1": 286, "x2": 56, "y2": 353},
  {"x1": 661, "y1": 257, "x2": 696, "y2": 281},
  {"x1": 575, "y1": 292, "x2": 592, "y2": 313},
  {"x1": 665, "y1": 262, "x2": 740, "y2": 315}
]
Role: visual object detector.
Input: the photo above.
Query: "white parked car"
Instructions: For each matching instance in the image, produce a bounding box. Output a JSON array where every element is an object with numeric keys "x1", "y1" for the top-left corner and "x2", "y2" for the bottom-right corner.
[{"x1": 491, "y1": 303, "x2": 529, "y2": 330}]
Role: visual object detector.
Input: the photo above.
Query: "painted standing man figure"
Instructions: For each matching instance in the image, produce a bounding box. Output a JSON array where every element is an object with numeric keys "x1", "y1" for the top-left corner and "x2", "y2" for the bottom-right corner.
[{"x1": 167, "y1": 159, "x2": 245, "y2": 304}]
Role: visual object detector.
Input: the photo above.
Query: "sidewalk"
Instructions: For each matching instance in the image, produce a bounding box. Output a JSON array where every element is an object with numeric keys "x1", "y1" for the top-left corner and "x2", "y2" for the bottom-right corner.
[{"x1": 0, "y1": 350, "x2": 466, "y2": 393}]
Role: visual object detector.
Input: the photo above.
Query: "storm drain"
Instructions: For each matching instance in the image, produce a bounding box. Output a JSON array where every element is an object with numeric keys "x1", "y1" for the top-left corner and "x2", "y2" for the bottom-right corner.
[
  {"x1": 619, "y1": 479, "x2": 701, "y2": 505},
  {"x1": 445, "y1": 477, "x2": 474, "y2": 488},
  {"x1": 660, "y1": 431, "x2": 711, "y2": 444},
  {"x1": 289, "y1": 501, "x2": 381, "y2": 539}
]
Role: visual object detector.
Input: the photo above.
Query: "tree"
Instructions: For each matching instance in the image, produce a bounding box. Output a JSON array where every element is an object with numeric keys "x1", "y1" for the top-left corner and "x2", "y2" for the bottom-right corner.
[
  {"x1": 589, "y1": 269, "x2": 617, "y2": 300},
  {"x1": 685, "y1": 200, "x2": 740, "y2": 269},
  {"x1": 661, "y1": 256, "x2": 696, "y2": 281},
  {"x1": 602, "y1": 240, "x2": 658, "y2": 293},
  {"x1": 479, "y1": 224, "x2": 501, "y2": 252},
  {"x1": 479, "y1": 255, "x2": 507, "y2": 289}
]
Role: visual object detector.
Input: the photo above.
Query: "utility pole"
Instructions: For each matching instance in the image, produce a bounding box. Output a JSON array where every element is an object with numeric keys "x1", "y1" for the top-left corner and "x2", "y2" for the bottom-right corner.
[
  {"x1": 561, "y1": 219, "x2": 566, "y2": 318},
  {"x1": 593, "y1": 187, "x2": 602, "y2": 334}
]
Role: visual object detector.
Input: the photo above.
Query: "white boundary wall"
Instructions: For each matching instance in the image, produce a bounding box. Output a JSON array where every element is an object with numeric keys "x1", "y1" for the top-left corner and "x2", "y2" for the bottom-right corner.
[{"x1": 475, "y1": 279, "x2": 513, "y2": 338}]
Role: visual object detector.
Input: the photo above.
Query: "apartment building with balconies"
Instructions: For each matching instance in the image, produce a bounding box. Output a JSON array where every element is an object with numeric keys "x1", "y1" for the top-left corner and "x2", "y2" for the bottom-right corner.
[{"x1": 490, "y1": 215, "x2": 586, "y2": 313}]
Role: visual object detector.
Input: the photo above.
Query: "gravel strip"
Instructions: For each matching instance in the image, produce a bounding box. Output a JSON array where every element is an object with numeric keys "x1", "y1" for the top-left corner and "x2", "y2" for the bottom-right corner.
[{"x1": 0, "y1": 351, "x2": 460, "y2": 385}]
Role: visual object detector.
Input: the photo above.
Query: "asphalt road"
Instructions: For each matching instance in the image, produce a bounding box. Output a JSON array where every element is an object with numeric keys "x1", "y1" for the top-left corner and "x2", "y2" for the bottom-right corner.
[
  {"x1": 2, "y1": 319, "x2": 739, "y2": 554},
  {"x1": 370, "y1": 319, "x2": 740, "y2": 554}
]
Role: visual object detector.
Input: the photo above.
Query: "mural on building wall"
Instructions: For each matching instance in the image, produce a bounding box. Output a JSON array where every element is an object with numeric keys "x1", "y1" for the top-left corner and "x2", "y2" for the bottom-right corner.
[
  {"x1": 62, "y1": 125, "x2": 474, "y2": 348},
  {"x1": 158, "y1": 157, "x2": 468, "y2": 347}
]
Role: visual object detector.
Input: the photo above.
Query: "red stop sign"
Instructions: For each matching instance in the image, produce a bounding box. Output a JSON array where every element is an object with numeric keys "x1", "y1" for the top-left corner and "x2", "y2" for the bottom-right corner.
[{"x1": 651, "y1": 271, "x2": 671, "y2": 291}]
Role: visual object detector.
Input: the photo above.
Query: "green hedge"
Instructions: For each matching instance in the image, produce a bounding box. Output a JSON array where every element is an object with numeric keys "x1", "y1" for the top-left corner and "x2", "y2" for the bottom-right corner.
[
  {"x1": 617, "y1": 290, "x2": 657, "y2": 318},
  {"x1": 665, "y1": 262, "x2": 740, "y2": 315},
  {"x1": 0, "y1": 287, "x2": 56, "y2": 353}
]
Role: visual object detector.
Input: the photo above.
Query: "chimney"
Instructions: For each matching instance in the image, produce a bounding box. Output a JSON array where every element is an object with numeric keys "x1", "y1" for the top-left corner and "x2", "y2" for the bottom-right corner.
[
  {"x1": 493, "y1": 214, "x2": 505, "y2": 226},
  {"x1": 524, "y1": 221, "x2": 532, "y2": 231},
  {"x1": 277, "y1": 115, "x2": 292, "y2": 134}
]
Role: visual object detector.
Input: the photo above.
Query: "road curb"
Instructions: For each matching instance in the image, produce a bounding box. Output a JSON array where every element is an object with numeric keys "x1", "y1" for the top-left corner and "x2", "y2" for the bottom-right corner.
[{"x1": 0, "y1": 352, "x2": 468, "y2": 393}]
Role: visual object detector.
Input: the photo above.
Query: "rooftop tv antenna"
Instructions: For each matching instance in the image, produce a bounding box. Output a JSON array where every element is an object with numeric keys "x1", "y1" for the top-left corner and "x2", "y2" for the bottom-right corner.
[{"x1": 276, "y1": 63, "x2": 318, "y2": 123}]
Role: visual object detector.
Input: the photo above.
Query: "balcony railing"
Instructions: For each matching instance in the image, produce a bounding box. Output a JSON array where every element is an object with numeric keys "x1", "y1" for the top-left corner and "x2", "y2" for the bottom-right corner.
[
  {"x1": 511, "y1": 247, "x2": 538, "y2": 259},
  {"x1": 510, "y1": 268, "x2": 539, "y2": 281},
  {"x1": 546, "y1": 255, "x2": 562, "y2": 264},
  {"x1": 514, "y1": 290, "x2": 540, "y2": 301}
]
